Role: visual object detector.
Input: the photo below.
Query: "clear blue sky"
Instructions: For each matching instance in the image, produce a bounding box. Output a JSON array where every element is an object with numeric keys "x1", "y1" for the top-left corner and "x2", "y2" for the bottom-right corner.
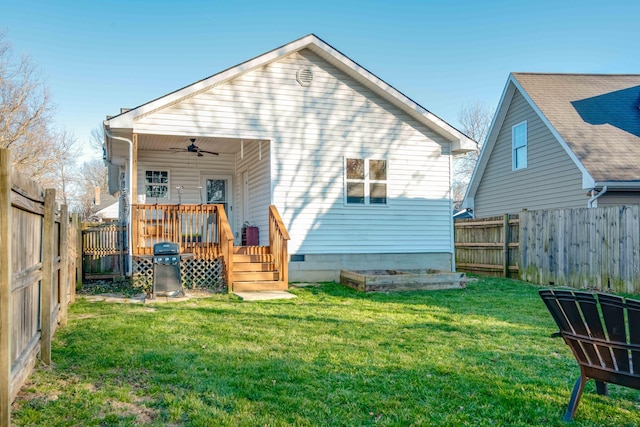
[{"x1": 3, "y1": 0, "x2": 639, "y2": 161}]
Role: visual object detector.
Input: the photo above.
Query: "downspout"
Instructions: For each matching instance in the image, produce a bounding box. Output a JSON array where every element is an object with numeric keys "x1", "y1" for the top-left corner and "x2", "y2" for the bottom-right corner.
[
  {"x1": 449, "y1": 144, "x2": 456, "y2": 272},
  {"x1": 587, "y1": 185, "x2": 608, "y2": 208},
  {"x1": 104, "y1": 128, "x2": 134, "y2": 276}
]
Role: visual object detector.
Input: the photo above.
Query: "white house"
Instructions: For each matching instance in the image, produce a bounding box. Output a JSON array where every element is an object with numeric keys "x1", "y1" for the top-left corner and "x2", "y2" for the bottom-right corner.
[{"x1": 103, "y1": 34, "x2": 475, "y2": 289}]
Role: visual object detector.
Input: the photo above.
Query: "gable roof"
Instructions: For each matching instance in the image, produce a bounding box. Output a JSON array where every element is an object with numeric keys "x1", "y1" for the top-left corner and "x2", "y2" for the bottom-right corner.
[
  {"x1": 514, "y1": 73, "x2": 640, "y2": 183},
  {"x1": 104, "y1": 34, "x2": 475, "y2": 152},
  {"x1": 465, "y1": 73, "x2": 640, "y2": 204}
]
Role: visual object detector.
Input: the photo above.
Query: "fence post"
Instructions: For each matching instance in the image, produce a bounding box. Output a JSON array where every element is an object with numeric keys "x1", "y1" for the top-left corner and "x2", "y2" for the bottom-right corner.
[
  {"x1": 0, "y1": 149, "x2": 13, "y2": 426},
  {"x1": 59, "y1": 205, "x2": 69, "y2": 327},
  {"x1": 503, "y1": 213, "x2": 510, "y2": 277},
  {"x1": 74, "y1": 214, "x2": 82, "y2": 299},
  {"x1": 40, "y1": 189, "x2": 56, "y2": 365},
  {"x1": 519, "y1": 209, "x2": 527, "y2": 281},
  {"x1": 69, "y1": 213, "x2": 77, "y2": 303}
]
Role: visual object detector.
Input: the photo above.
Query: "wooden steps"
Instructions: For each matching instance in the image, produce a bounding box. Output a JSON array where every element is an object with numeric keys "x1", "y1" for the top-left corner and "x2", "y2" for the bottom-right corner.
[{"x1": 232, "y1": 246, "x2": 287, "y2": 292}]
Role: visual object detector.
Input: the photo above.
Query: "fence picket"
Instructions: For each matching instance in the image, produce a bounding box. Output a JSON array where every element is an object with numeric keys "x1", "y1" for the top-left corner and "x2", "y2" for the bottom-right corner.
[{"x1": 456, "y1": 206, "x2": 640, "y2": 292}]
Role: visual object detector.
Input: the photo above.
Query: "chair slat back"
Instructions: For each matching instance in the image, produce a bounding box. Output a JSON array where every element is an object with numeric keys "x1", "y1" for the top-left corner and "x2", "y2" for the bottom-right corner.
[
  {"x1": 598, "y1": 294, "x2": 629, "y2": 372},
  {"x1": 626, "y1": 299, "x2": 640, "y2": 374},
  {"x1": 539, "y1": 289, "x2": 634, "y2": 374}
]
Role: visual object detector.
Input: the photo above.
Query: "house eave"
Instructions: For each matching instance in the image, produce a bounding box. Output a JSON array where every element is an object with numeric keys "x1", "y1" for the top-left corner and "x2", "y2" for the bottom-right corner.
[
  {"x1": 104, "y1": 34, "x2": 473, "y2": 147},
  {"x1": 594, "y1": 181, "x2": 640, "y2": 190}
]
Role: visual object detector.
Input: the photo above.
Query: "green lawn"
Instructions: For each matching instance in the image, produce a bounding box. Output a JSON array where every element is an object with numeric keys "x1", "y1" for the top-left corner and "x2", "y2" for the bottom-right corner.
[{"x1": 11, "y1": 277, "x2": 640, "y2": 426}]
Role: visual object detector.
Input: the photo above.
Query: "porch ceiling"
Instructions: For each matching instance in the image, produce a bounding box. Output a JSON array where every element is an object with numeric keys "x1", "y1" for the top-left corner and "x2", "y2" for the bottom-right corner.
[{"x1": 137, "y1": 134, "x2": 264, "y2": 155}]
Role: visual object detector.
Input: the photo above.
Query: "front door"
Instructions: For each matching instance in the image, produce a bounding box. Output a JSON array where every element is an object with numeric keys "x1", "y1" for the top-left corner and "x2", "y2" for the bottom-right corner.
[{"x1": 204, "y1": 175, "x2": 233, "y2": 232}]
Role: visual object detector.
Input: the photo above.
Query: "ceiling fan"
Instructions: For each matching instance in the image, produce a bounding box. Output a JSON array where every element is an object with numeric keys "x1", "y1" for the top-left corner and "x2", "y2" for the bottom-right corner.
[{"x1": 170, "y1": 138, "x2": 218, "y2": 156}]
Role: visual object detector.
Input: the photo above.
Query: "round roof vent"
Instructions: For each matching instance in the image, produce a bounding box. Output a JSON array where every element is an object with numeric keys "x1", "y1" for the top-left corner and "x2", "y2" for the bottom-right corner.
[{"x1": 296, "y1": 67, "x2": 313, "y2": 87}]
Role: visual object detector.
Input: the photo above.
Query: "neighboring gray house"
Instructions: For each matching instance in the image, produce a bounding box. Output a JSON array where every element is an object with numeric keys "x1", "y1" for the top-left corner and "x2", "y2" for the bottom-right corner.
[{"x1": 463, "y1": 73, "x2": 640, "y2": 218}]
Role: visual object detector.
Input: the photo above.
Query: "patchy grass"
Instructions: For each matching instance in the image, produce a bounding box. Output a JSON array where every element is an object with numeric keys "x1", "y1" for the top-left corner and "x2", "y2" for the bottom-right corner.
[{"x1": 12, "y1": 277, "x2": 640, "y2": 426}]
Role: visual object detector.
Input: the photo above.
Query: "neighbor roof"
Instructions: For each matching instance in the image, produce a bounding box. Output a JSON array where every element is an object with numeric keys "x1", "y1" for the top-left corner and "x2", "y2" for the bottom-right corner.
[
  {"x1": 513, "y1": 73, "x2": 640, "y2": 183},
  {"x1": 104, "y1": 34, "x2": 475, "y2": 152}
]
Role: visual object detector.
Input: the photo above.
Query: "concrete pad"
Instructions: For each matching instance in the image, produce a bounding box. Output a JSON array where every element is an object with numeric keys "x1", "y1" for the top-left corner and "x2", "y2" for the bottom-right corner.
[{"x1": 234, "y1": 291, "x2": 297, "y2": 301}]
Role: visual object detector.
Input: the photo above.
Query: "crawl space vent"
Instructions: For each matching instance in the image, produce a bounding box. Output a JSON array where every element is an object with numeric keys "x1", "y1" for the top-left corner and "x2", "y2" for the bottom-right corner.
[{"x1": 296, "y1": 67, "x2": 313, "y2": 87}]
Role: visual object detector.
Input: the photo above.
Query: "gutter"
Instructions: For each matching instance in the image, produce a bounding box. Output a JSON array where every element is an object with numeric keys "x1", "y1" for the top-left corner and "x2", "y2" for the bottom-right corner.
[
  {"x1": 587, "y1": 185, "x2": 608, "y2": 208},
  {"x1": 103, "y1": 127, "x2": 133, "y2": 276}
]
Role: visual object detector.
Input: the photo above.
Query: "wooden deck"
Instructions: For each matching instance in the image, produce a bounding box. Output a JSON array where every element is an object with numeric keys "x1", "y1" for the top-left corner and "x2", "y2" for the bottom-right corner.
[{"x1": 131, "y1": 204, "x2": 289, "y2": 291}]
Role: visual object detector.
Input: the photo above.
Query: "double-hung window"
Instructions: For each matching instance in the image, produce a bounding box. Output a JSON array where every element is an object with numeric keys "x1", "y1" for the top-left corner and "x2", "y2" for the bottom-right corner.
[
  {"x1": 345, "y1": 158, "x2": 387, "y2": 205},
  {"x1": 145, "y1": 170, "x2": 169, "y2": 199},
  {"x1": 512, "y1": 121, "x2": 527, "y2": 170}
]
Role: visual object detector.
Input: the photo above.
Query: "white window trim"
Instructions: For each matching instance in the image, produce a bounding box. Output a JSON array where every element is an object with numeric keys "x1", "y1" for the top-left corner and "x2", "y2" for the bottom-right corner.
[
  {"x1": 512, "y1": 121, "x2": 528, "y2": 171},
  {"x1": 144, "y1": 170, "x2": 170, "y2": 200},
  {"x1": 344, "y1": 157, "x2": 389, "y2": 206}
]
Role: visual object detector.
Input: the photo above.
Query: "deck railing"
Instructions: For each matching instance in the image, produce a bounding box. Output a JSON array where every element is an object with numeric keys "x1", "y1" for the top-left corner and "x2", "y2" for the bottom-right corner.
[
  {"x1": 269, "y1": 205, "x2": 291, "y2": 285},
  {"x1": 132, "y1": 203, "x2": 289, "y2": 291},
  {"x1": 131, "y1": 204, "x2": 226, "y2": 259}
]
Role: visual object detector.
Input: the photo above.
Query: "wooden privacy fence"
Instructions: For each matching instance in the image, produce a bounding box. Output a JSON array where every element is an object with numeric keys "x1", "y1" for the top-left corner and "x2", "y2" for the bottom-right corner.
[
  {"x1": 520, "y1": 206, "x2": 640, "y2": 293},
  {"x1": 454, "y1": 214, "x2": 520, "y2": 278},
  {"x1": 0, "y1": 149, "x2": 80, "y2": 426},
  {"x1": 455, "y1": 205, "x2": 640, "y2": 293}
]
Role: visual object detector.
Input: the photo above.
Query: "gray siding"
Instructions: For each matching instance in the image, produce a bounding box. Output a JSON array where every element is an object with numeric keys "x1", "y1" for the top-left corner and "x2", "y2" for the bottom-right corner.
[
  {"x1": 474, "y1": 90, "x2": 586, "y2": 217},
  {"x1": 598, "y1": 192, "x2": 640, "y2": 207}
]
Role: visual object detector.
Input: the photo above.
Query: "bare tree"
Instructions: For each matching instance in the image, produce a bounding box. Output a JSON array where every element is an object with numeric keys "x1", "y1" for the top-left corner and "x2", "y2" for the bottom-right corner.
[
  {"x1": 45, "y1": 129, "x2": 80, "y2": 206},
  {"x1": 452, "y1": 101, "x2": 494, "y2": 208},
  {"x1": 71, "y1": 158, "x2": 110, "y2": 220},
  {"x1": 89, "y1": 125, "x2": 105, "y2": 154},
  {"x1": 0, "y1": 32, "x2": 54, "y2": 180}
]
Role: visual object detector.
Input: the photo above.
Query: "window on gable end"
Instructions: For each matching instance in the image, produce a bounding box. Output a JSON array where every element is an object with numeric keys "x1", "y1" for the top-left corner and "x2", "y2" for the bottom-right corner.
[
  {"x1": 345, "y1": 158, "x2": 387, "y2": 205},
  {"x1": 512, "y1": 121, "x2": 527, "y2": 170}
]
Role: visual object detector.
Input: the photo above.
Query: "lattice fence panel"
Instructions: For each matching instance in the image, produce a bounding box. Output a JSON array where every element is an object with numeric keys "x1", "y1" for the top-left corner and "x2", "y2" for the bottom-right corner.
[
  {"x1": 183, "y1": 257, "x2": 224, "y2": 291},
  {"x1": 132, "y1": 257, "x2": 153, "y2": 292},
  {"x1": 132, "y1": 256, "x2": 225, "y2": 292}
]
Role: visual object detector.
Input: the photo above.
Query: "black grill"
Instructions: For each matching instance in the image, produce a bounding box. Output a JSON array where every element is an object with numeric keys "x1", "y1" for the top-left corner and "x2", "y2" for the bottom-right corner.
[{"x1": 152, "y1": 242, "x2": 184, "y2": 298}]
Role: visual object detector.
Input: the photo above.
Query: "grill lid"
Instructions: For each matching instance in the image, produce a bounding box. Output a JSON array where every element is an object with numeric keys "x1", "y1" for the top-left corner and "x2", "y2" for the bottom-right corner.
[{"x1": 153, "y1": 242, "x2": 180, "y2": 255}]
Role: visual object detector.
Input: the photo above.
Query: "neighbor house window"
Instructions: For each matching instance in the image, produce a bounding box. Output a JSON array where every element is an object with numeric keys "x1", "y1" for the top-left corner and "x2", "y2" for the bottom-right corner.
[
  {"x1": 145, "y1": 170, "x2": 169, "y2": 199},
  {"x1": 345, "y1": 158, "x2": 387, "y2": 205},
  {"x1": 512, "y1": 121, "x2": 527, "y2": 170}
]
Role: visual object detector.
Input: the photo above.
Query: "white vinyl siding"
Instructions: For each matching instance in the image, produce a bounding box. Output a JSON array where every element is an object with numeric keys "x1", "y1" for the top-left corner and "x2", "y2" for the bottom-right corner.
[
  {"x1": 135, "y1": 49, "x2": 453, "y2": 255},
  {"x1": 512, "y1": 121, "x2": 527, "y2": 170},
  {"x1": 136, "y1": 150, "x2": 235, "y2": 205},
  {"x1": 235, "y1": 141, "x2": 271, "y2": 245},
  {"x1": 474, "y1": 90, "x2": 586, "y2": 217}
]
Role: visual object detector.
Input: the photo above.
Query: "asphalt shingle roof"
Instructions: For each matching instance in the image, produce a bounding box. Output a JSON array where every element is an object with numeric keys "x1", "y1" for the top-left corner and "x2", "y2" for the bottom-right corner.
[{"x1": 512, "y1": 73, "x2": 640, "y2": 183}]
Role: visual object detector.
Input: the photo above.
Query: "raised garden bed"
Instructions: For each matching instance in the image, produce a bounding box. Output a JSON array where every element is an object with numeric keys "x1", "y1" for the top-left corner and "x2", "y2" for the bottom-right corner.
[{"x1": 340, "y1": 269, "x2": 466, "y2": 292}]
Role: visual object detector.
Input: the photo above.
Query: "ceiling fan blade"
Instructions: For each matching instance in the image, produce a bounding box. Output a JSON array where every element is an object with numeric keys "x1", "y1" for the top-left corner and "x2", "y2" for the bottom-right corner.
[{"x1": 198, "y1": 150, "x2": 219, "y2": 156}]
